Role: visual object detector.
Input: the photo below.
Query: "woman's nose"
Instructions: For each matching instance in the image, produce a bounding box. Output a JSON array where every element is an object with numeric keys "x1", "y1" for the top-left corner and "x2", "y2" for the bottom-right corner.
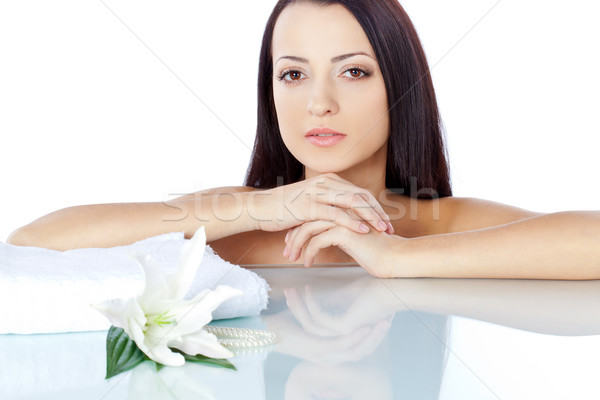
[{"x1": 306, "y1": 83, "x2": 339, "y2": 116}]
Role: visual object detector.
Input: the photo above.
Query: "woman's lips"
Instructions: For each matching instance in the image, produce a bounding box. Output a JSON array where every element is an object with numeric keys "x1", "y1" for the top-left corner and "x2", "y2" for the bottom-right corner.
[
  {"x1": 306, "y1": 135, "x2": 346, "y2": 147},
  {"x1": 305, "y1": 128, "x2": 347, "y2": 147}
]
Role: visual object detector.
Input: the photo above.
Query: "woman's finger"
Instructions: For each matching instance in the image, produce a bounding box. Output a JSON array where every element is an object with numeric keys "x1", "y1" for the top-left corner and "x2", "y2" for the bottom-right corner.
[
  {"x1": 303, "y1": 225, "x2": 349, "y2": 267},
  {"x1": 284, "y1": 287, "x2": 337, "y2": 336},
  {"x1": 313, "y1": 204, "x2": 375, "y2": 234},
  {"x1": 314, "y1": 186, "x2": 393, "y2": 233},
  {"x1": 284, "y1": 226, "x2": 299, "y2": 261},
  {"x1": 328, "y1": 319, "x2": 392, "y2": 363},
  {"x1": 316, "y1": 173, "x2": 394, "y2": 234},
  {"x1": 303, "y1": 285, "x2": 354, "y2": 335},
  {"x1": 284, "y1": 216, "x2": 398, "y2": 277},
  {"x1": 285, "y1": 224, "x2": 312, "y2": 263},
  {"x1": 287, "y1": 220, "x2": 335, "y2": 263},
  {"x1": 284, "y1": 207, "x2": 372, "y2": 262}
]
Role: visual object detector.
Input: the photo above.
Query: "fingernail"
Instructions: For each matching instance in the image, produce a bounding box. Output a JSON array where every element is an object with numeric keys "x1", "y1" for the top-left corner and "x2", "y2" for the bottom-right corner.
[
  {"x1": 359, "y1": 223, "x2": 370, "y2": 233},
  {"x1": 378, "y1": 220, "x2": 387, "y2": 231},
  {"x1": 283, "y1": 245, "x2": 289, "y2": 257},
  {"x1": 387, "y1": 222, "x2": 395, "y2": 234}
]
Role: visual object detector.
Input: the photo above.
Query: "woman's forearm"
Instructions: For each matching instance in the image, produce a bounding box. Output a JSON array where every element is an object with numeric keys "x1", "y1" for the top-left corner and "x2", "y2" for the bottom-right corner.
[
  {"x1": 6, "y1": 191, "x2": 260, "y2": 251},
  {"x1": 393, "y1": 211, "x2": 600, "y2": 279}
]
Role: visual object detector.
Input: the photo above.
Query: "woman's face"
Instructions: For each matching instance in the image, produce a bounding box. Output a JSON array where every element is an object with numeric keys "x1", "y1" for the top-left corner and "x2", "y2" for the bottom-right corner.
[{"x1": 271, "y1": 2, "x2": 390, "y2": 175}]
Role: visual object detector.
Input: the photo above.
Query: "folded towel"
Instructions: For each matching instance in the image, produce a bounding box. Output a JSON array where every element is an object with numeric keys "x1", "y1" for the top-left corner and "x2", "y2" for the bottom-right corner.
[{"x1": 0, "y1": 232, "x2": 270, "y2": 334}]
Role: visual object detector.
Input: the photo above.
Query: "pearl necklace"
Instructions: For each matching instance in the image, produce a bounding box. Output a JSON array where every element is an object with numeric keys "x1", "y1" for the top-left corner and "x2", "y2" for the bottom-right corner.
[{"x1": 205, "y1": 325, "x2": 277, "y2": 353}]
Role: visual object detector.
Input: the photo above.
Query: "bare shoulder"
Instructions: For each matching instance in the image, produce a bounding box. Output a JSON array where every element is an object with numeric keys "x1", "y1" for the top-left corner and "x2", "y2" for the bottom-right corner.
[
  {"x1": 382, "y1": 191, "x2": 544, "y2": 237},
  {"x1": 437, "y1": 196, "x2": 544, "y2": 234}
]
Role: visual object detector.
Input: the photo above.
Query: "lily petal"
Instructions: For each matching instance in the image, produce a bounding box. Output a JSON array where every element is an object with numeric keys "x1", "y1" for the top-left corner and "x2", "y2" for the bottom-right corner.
[
  {"x1": 93, "y1": 226, "x2": 242, "y2": 368},
  {"x1": 168, "y1": 226, "x2": 207, "y2": 299},
  {"x1": 130, "y1": 252, "x2": 170, "y2": 312},
  {"x1": 171, "y1": 329, "x2": 234, "y2": 359},
  {"x1": 135, "y1": 325, "x2": 187, "y2": 367},
  {"x1": 142, "y1": 319, "x2": 183, "y2": 345},
  {"x1": 91, "y1": 298, "x2": 145, "y2": 338},
  {"x1": 167, "y1": 286, "x2": 243, "y2": 336},
  {"x1": 144, "y1": 340, "x2": 186, "y2": 367}
]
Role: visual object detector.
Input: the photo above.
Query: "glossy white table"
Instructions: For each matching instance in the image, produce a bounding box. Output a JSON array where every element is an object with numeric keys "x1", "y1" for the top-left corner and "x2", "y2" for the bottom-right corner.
[{"x1": 2, "y1": 267, "x2": 600, "y2": 399}]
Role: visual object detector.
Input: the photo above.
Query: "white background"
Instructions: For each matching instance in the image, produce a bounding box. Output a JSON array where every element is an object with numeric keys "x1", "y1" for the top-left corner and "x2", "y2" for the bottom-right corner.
[
  {"x1": 0, "y1": 1, "x2": 599, "y2": 398},
  {"x1": 1, "y1": 0, "x2": 598, "y2": 241}
]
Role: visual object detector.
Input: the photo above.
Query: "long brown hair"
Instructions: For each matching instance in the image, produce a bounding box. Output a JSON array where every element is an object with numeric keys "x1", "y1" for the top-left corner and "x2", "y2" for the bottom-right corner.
[{"x1": 243, "y1": 0, "x2": 452, "y2": 198}]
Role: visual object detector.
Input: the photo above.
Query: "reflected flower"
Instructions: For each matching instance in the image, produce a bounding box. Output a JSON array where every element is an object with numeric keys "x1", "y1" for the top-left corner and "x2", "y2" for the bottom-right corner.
[{"x1": 127, "y1": 361, "x2": 220, "y2": 400}]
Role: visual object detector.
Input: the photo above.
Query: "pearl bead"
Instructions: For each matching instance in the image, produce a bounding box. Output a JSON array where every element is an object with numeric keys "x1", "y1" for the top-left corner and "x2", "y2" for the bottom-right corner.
[{"x1": 204, "y1": 325, "x2": 277, "y2": 354}]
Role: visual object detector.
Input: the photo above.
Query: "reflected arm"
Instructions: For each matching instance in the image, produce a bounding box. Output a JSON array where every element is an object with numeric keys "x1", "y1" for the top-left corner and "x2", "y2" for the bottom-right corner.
[{"x1": 379, "y1": 278, "x2": 600, "y2": 336}]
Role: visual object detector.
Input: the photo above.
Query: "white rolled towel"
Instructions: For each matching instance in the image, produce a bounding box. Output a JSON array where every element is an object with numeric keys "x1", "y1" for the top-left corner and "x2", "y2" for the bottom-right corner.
[{"x1": 0, "y1": 232, "x2": 269, "y2": 334}]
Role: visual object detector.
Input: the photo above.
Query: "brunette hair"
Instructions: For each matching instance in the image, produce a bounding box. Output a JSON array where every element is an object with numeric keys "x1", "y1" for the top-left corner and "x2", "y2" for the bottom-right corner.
[{"x1": 243, "y1": 0, "x2": 452, "y2": 198}]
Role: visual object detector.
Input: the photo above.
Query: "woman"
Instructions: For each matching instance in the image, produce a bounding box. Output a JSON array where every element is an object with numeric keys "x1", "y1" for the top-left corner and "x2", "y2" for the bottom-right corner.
[{"x1": 7, "y1": 0, "x2": 600, "y2": 279}]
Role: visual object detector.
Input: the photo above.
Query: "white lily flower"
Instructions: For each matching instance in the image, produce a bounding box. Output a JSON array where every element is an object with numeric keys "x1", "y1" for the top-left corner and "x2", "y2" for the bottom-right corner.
[{"x1": 93, "y1": 226, "x2": 243, "y2": 366}]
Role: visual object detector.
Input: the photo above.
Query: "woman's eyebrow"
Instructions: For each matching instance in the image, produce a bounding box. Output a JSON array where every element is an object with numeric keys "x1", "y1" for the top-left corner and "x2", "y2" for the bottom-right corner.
[{"x1": 275, "y1": 51, "x2": 374, "y2": 65}]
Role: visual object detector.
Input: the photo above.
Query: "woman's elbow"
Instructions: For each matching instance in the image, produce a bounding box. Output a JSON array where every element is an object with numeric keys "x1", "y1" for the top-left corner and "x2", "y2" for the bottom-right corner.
[
  {"x1": 6, "y1": 224, "x2": 54, "y2": 249},
  {"x1": 6, "y1": 225, "x2": 36, "y2": 247}
]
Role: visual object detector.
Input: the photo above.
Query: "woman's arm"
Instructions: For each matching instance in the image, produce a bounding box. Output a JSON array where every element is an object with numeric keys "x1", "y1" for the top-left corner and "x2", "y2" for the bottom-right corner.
[
  {"x1": 282, "y1": 195, "x2": 600, "y2": 279},
  {"x1": 390, "y1": 198, "x2": 600, "y2": 279},
  {"x1": 6, "y1": 186, "x2": 260, "y2": 251},
  {"x1": 6, "y1": 173, "x2": 394, "y2": 252}
]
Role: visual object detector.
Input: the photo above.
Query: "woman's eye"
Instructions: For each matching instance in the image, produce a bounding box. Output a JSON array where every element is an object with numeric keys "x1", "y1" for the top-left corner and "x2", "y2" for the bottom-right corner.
[
  {"x1": 288, "y1": 71, "x2": 302, "y2": 80},
  {"x1": 278, "y1": 67, "x2": 370, "y2": 85},
  {"x1": 343, "y1": 68, "x2": 366, "y2": 78},
  {"x1": 279, "y1": 70, "x2": 304, "y2": 83}
]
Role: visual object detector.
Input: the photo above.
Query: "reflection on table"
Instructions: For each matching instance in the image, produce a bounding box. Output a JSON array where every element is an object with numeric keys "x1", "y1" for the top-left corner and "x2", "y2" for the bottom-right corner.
[{"x1": 2, "y1": 266, "x2": 600, "y2": 399}]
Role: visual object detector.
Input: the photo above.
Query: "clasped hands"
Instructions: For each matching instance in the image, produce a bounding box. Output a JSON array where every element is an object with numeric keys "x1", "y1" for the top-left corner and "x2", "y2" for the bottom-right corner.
[
  {"x1": 263, "y1": 279, "x2": 396, "y2": 365},
  {"x1": 256, "y1": 173, "x2": 402, "y2": 277}
]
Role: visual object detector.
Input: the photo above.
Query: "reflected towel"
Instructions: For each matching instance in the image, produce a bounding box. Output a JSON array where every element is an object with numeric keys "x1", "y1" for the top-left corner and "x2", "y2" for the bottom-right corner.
[
  {"x1": 0, "y1": 232, "x2": 269, "y2": 334},
  {"x1": 0, "y1": 321, "x2": 269, "y2": 398}
]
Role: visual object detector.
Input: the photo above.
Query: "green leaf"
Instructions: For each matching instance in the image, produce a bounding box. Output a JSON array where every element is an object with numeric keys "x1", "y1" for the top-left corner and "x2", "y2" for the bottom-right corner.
[
  {"x1": 154, "y1": 361, "x2": 165, "y2": 373},
  {"x1": 105, "y1": 326, "x2": 146, "y2": 379},
  {"x1": 104, "y1": 327, "x2": 236, "y2": 377},
  {"x1": 180, "y1": 352, "x2": 237, "y2": 371}
]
